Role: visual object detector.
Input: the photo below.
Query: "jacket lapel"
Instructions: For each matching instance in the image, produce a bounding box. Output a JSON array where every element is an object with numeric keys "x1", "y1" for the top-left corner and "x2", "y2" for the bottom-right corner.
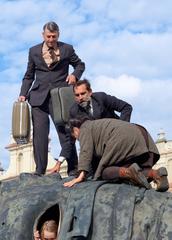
[
  {"x1": 58, "y1": 41, "x2": 65, "y2": 60},
  {"x1": 36, "y1": 43, "x2": 50, "y2": 69}
]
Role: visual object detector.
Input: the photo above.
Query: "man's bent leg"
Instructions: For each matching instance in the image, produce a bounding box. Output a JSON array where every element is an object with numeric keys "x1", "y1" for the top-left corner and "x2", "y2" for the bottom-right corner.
[
  {"x1": 32, "y1": 106, "x2": 49, "y2": 175},
  {"x1": 122, "y1": 152, "x2": 169, "y2": 192},
  {"x1": 102, "y1": 164, "x2": 151, "y2": 189},
  {"x1": 101, "y1": 166, "x2": 120, "y2": 180}
]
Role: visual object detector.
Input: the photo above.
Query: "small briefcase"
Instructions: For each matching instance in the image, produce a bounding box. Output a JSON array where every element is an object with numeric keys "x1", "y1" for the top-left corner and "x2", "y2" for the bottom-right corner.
[
  {"x1": 12, "y1": 101, "x2": 31, "y2": 144},
  {"x1": 51, "y1": 86, "x2": 75, "y2": 125}
]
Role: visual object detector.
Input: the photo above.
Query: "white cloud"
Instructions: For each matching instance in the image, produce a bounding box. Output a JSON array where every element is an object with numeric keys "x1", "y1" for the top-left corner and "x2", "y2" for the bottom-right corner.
[
  {"x1": 92, "y1": 74, "x2": 141, "y2": 98},
  {"x1": 0, "y1": 83, "x2": 19, "y2": 169},
  {"x1": 79, "y1": 0, "x2": 172, "y2": 32},
  {"x1": 90, "y1": 74, "x2": 172, "y2": 141},
  {"x1": 0, "y1": 0, "x2": 172, "y2": 170},
  {"x1": 79, "y1": 31, "x2": 172, "y2": 80},
  {"x1": 1, "y1": 0, "x2": 172, "y2": 81},
  {"x1": 0, "y1": 67, "x2": 23, "y2": 83}
]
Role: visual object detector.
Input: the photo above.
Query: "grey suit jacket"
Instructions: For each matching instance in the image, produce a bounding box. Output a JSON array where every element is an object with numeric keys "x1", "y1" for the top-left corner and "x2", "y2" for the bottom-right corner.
[
  {"x1": 20, "y1": 41, "x2": 85, "y2": 106},
  {"x1": 78, "y1": 119, "x2": 159, "y2": 179}
]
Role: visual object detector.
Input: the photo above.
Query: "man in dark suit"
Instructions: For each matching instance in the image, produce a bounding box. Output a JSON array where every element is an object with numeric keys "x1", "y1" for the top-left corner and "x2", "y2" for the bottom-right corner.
[
  {"x1": 69, "y1": 79, "x2": 132, "y2": 175},
  {"x1": 70, "y1": 79, "x2": 132, "y2": 122},
  {"x1": 19, "y1": 21, "x2": 85, "y2": 175}
]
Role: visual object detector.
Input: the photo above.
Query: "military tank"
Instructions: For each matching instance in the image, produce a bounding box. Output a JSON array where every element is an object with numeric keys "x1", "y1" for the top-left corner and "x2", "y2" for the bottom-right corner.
[{"x1": 0, "y1": 172, "x2": 172, "y2": 240}]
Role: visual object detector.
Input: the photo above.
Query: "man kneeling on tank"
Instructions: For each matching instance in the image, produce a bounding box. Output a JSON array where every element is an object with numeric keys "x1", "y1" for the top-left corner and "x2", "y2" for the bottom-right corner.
[{"x1": 64, "y1": 117, "x2": 169, "y2": 192}]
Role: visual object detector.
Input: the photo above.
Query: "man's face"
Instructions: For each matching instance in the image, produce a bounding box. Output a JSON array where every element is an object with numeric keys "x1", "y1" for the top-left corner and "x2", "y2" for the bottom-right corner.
[
  {"x1": 74, "y1": 84, "x2": 92, "y2": 106},
  {"x1": 42, "y1": 28, "x2": 59, "y2": 48}
]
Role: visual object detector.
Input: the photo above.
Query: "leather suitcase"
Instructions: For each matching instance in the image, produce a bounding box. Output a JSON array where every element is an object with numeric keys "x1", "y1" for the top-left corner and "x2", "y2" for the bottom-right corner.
[
  {"x1": 12, "y1": 101, "x2": 31, "y2": 144},
  {"x1": 51, "y1": 86, "x2": 75, "y2": 125}
]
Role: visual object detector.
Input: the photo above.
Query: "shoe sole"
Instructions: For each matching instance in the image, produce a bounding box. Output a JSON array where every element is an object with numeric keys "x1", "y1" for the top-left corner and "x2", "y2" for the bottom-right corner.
[
  {"x1": 158, "y1": 167, "x2": 168, "y2": 176},
  {"x1": 156, "y1": 167, "x2": 169, "y2": 192},
  {"x1": 129, "y1": 163, "x2": 151, "y2": 189}
]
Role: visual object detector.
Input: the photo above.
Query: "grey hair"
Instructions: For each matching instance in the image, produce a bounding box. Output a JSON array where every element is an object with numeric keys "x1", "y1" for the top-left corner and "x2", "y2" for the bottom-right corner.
[{"x1": 43, "y1": 21, "x2": 59, "y2": 32}]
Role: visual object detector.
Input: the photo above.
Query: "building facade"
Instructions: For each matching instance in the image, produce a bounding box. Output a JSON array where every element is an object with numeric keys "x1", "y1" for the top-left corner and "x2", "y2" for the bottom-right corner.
[
  {"x1": 154, "y1": 130, "x2": 172, "y2": 189},
  {"x1": 0, "y1": 134, "x2": 67, "y2": 180}
]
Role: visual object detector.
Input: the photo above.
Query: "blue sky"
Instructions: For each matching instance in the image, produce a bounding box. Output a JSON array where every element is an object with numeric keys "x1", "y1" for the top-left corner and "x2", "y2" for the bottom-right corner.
[{"x1": 0, "y1": 0, "x2": 172, "y2": 170}]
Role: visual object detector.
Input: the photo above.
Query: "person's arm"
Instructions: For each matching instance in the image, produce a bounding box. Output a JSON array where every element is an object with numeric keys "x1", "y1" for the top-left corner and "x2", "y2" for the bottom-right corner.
[
  {"x1": 47, "y1": 160, "x2": 62, "y2": 174},
  {"x1": 102, "y1": 92, "x2": 133, "y2": 122},
  {"x1": 19, "y1": 48, "x2": 35, "y2": 98},
  {"x1": 64, "y1": 123, "x2": 94, "y2": 187},
  {"x1": 63, "y1": 171, "x2": 86, "y2": 187},
  {"x1": 77, "y1": 125, "x2": 94, "y2": 173},
  {"x1": 66, "y1": 46, "x2": 85, "y2": 84}
]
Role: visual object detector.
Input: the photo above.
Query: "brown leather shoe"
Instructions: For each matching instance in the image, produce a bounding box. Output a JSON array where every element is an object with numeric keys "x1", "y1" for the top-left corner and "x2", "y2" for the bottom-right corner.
[
  {"x1": 153, "y1": 167, "x2": 169, "y2": 192},
  {"x1": 126, "y1": 163, "x2": 151, "y2": 189}
]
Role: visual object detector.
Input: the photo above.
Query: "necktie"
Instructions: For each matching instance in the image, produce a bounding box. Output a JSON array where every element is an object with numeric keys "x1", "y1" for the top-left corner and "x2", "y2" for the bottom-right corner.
[
  {"x1": 86, "y1": 103, "x2": 93, "y2": 118},
  {"x1": 48, "y1": 47, "x2": 57, "y2": 63}
]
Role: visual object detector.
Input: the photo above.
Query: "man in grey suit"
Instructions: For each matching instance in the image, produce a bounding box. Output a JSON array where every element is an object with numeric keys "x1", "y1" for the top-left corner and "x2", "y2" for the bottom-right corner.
[
  {"x1": 19, "y1": 21, "x2": 85, "y2": 175},
  {"x1": 64, "y1": 118, "x2": 169, "y2": 192}
]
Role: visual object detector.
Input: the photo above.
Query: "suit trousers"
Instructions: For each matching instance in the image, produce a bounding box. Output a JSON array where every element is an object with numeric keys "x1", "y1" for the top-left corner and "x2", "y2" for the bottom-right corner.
[{"x1": 31, "y1": 94, "x2": 78, "y2": 174}]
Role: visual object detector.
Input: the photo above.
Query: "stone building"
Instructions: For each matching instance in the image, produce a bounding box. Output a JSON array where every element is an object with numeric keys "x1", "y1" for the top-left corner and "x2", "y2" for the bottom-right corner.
[
  {"x1": 0, "y1": 133, "x2": 67, "y2": 180},
  {"x1": 154, "y1": 129, "x2": 172, "y2": 189}
]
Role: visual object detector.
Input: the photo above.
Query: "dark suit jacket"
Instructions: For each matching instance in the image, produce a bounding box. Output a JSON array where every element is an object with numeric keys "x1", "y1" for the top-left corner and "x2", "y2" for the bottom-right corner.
[
  {"x1": 19, "y1": 41, "x2": 85, "y2": 106},
  {"x1": 70, "y1": 92, "x2": 133, "y2": 122}
]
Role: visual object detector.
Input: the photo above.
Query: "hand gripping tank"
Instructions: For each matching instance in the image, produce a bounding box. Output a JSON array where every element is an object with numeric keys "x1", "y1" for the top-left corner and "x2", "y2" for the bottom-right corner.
[{"x1": 12, "y1": 101, "x2": 31, "y2": 144}]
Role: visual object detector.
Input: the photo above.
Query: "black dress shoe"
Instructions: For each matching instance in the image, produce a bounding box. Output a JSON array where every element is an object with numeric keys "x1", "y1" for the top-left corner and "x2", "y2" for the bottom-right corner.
[{"x1": 33, "y1": 172, "x2": 43, "y2": 177}]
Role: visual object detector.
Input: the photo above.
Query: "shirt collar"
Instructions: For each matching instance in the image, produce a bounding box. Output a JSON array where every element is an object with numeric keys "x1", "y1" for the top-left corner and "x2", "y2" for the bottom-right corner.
[{"x1": 43, "y1": 42, "x2": 58, "y2": 51}]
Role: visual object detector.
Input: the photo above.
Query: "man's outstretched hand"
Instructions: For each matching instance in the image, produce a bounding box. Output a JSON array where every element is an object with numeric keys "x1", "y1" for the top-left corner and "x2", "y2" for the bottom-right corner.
[{"x1": 64, "y1": 171, "x2": 86, "y2": 187}]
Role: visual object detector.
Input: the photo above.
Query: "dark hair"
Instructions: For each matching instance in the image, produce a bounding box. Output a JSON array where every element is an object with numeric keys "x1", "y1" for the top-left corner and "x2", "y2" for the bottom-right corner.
[
  {"x1": 43, "y1": 21, "x2": 59, "y2": 32},
  {"x1": 69, "y1": 117, "x2": 89, "y2": 131},
  {"x1": 73, "y1": 79, "x2": 92, "y2": 92}
]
